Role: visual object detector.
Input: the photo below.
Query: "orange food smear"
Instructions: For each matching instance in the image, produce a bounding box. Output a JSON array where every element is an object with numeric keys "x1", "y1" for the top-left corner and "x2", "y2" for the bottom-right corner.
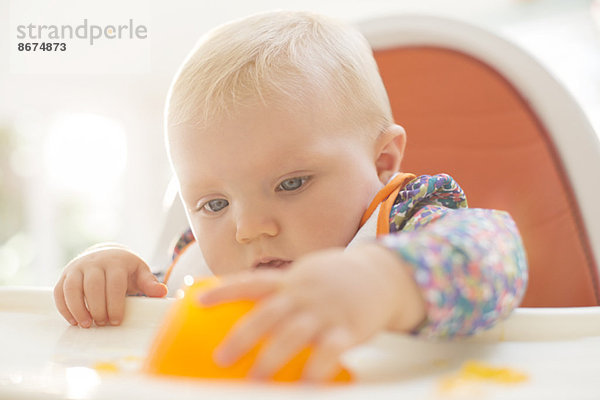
[
  {"x1": 460, "y1": 360, "x2": 528, "y2": 383},
  {"x1": 93, "y1": 361, "x2": 119, "y2": 373},
  {"x1": 440, "y1": 360, "x2": 528, "y2": 392}
]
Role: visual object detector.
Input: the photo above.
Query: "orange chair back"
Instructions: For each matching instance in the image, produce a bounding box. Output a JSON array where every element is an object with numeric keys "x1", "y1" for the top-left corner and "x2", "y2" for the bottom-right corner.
[{"x1": 374, "y1": 46, "x2": 599, "y2": 307}]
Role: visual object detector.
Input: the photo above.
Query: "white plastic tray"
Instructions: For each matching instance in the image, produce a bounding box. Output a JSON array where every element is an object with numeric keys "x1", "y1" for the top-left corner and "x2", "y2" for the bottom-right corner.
[{"x1": 1, "y1": 287, "x2": 599, "y2": 399}]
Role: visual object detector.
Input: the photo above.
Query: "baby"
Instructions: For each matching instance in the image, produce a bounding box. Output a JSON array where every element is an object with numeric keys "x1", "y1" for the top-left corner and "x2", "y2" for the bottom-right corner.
[{"x1": 53, "y1": 11, "x2": 528, "y2": 382}]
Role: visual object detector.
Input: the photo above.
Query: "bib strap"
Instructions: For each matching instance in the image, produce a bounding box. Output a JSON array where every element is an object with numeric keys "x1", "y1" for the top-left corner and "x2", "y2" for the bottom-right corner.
[{"x1": 359, "y1": 173, "x2": 416, "y2": 236}]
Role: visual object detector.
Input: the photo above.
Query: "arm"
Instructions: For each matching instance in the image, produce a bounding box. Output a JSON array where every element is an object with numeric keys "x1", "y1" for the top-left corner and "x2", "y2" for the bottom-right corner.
[{"x1": 380, "y1": 205, "x2": 528, "y2": 338}]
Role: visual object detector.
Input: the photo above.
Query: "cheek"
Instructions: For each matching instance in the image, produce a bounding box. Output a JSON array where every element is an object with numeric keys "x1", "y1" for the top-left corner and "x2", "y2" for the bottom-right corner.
[
  {"x1": 190, "y1": 220, "x2": 237, "y2": 275},
  {"x1": 289, "y1": 177, "x2": 374, "y2": 249},
  {"x1": 320, "y1": 168, "x2": 380, "y2": 243}
]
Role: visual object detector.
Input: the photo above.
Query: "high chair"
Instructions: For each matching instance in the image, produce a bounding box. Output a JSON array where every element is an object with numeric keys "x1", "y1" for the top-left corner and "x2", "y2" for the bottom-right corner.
[
  {"x1": 151, "y1": 14, "x2": 600, "y2": 307},
  {"x1": 359, "y1": 14, "x2": 600, "y2": 307}
]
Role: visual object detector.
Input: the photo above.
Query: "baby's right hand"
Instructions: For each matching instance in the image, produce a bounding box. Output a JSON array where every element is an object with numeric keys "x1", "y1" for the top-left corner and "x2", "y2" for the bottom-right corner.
[{"x1": 53, "y1": 245, "x2": 168, "y2": 328}]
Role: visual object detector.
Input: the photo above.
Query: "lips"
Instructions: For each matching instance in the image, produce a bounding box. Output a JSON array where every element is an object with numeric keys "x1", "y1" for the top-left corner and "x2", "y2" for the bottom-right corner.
[{"x1": 253, "y1": 258, "x2": 292, "y2": 270}]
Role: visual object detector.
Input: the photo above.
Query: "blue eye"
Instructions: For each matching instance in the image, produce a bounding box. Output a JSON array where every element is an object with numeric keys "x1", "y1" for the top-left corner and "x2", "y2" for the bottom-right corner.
[
  {"x1": 277, "y1": 176, "x2": 310, "y2": 191},
  {"x1": 202, "y1": 199, "x2": 229, "y2": 213}
]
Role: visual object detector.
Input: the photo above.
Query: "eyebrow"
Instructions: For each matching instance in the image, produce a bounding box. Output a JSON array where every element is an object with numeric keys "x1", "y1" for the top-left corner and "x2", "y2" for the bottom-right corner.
[{"x1": 179, "y1": 147, "x2": 332, "y2": 193}]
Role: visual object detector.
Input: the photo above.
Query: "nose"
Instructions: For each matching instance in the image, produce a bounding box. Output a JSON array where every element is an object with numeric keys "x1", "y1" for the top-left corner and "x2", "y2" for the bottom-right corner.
[{"x1": 235, "y1": 205, "x2": 280, "y2": 244}]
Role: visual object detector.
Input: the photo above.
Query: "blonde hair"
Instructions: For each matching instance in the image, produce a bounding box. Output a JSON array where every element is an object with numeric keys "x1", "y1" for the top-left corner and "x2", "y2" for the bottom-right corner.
[{"x1": 165, "y1": 10, "x2": 393, "y2": 138}]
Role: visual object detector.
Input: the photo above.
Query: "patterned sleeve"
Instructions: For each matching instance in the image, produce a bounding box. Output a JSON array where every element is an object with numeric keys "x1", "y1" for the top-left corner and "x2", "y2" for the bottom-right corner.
[
  {"x1": 153, "y1": 228, "x2": 196, "y2": 283},
  {"x1": 378, "y1": 174, "x2": 528, "y2": 338},
  {"x1": 171, "y1": 228, "x2": 196, "y2": 262}
]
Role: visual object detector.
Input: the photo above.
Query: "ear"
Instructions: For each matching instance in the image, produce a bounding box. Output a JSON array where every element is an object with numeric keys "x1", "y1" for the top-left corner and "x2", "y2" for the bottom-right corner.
[{"x1": 374, "y1": 124, "x2": 406, "y2": 184}]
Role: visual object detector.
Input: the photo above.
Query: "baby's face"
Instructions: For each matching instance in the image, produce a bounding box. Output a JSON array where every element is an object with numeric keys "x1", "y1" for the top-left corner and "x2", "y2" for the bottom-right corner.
[{"x1": 169, "y1": 102, "x2": 384, "y2": 275}]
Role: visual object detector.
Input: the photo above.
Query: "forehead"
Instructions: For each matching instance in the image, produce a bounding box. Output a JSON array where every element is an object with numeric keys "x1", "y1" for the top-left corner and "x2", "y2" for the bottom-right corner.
[{"x1": 168, "y1": 101, "x2": 361, "y2": 187}]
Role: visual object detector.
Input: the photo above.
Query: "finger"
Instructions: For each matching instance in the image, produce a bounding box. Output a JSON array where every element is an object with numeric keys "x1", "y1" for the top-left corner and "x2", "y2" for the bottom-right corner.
[
  {"x1": 249, "y1": 312, "x2": 320, "y2": 380},
  {"x1": 214, "y1": 294, "x2": 294, "y2": 367},
  {"x1": 63, "y1": 270, "x2": 93, "y2": 328},
  {"x1": 199, "y1": 271, "x2": 282, "y2": 306},
  {"x1": 105, "y1": 266, "x2": 128, "y2": 326},
  {"x1": 53, "y1": 275, "x2": 77, "y2": 326},
  {"x1": 302, "y1": 327, "x2": 355, "y2": 382},
  {"x1": 133, "y1": 265, "x2": 168, "y2": 298},
  {"x1": 83, "y1": 267, "x2": 108, "y2": 326}
]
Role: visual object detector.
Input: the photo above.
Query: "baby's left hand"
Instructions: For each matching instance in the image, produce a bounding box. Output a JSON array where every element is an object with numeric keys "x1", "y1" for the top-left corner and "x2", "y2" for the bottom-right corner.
[{"x1": 198, "y1": 243, "x2": 426, "y2": 382}]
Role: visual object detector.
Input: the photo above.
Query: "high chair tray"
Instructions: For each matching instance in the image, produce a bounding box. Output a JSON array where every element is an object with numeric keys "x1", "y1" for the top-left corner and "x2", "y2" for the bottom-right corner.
[{"x1": 1, "y1": 287, "x2": 599, "y2": 399}]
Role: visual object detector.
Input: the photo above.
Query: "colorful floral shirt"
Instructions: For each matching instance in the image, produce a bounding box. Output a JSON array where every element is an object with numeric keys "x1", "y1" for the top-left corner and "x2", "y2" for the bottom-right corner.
[
  {"x1": 166, "y1": 173, "x2": 528, "y2": 339},
  {"x1": 379, "y1": 174, "x2": 527, "y2": 338}
]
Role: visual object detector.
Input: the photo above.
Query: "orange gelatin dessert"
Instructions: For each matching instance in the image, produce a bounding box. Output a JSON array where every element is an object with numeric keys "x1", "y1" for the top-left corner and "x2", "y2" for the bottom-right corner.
[{"x1": 143, "y1": 278, "x2": 353, "y2": 383}]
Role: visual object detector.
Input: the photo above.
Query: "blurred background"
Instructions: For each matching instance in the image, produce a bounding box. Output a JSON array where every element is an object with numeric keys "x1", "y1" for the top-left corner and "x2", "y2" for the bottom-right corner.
[{"x1": 0, "y1": 0, "x2": 599, "y2": 287}]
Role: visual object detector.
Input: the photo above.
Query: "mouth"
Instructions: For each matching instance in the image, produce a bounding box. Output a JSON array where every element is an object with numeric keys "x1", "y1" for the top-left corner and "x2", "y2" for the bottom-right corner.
[{"x1": 253, "y1": 258, "x2": 293, "y2": 270}]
